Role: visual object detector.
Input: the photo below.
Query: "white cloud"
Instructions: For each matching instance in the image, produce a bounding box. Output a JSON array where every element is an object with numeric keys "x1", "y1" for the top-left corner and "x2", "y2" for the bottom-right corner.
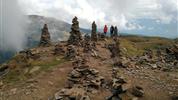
[{"x1": 18, "y1": 0, "x2": 178, "y2": 29}]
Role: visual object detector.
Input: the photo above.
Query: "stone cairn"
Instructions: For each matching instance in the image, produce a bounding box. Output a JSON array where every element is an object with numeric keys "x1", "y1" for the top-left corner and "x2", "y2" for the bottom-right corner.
[
  {"x1": 54, "y1": 43, "x2": 65, "y2": 55},
  {"x1": 54, "y1": 56, "x2": 105, "y2": 100},
  {"x1": 68, "y1": 16, "x2": 82, "y2": 46},
  {"x1": 91, "y1": 21, "x2": 97, "y2": 42},
  {"x1": 39, "y1": 24, "x2": 51, "y2": 47},
  {"x1": 108, "y1": 38, "x2": 122, "y2": 67},
  {"x1": 83, "y1": 34, "x2": 92, "y2": 53},
  {"x1": 65, "y1": 45, "x2": 77, "y2": 60}
]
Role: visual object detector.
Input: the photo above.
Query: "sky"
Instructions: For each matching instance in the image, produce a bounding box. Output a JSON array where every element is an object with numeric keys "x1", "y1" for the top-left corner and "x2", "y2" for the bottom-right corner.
[
  {"x1": 18, "y1": 0, "x2": 178, "y2": 38},
  {"x1": 0, "y1": 0, "x2": 178, "y2": 51}
]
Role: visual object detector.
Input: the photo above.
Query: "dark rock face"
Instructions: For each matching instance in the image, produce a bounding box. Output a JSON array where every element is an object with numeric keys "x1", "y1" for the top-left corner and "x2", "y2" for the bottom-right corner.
[
  {"x1": 91, "y1": 21, "x2": 97, "y2": 42},
  {"x1": 68, "y1": 16, "x2": 82, "y2": 46},
  {"x1": 39, "y1": 24, "x2": 51, "y2": 47}
]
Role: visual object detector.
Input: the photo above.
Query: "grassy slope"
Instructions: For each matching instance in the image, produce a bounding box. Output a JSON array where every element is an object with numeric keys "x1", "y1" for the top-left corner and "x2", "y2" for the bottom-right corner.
[{"x1": 120, "y1": 35, "x2": 174, "y2": 57}]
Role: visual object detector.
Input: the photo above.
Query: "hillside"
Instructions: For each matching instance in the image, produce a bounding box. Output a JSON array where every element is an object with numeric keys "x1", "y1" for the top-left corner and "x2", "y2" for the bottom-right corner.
[
  {"x1": 0, "y1": 34, "x2": 178, "y2": 100},
  {"x1": 0, "y1": 15, "x2": 90, "y2": 64}
]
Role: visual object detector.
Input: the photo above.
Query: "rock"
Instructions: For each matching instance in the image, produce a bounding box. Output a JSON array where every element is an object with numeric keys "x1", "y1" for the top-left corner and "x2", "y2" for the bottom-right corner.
[
  {"x1": 90, "y1": 69, "x2": 99, "y2": 75},
  {"x1": 54, "y1": 43, "x2": 65, "y2": 55},
  {"x1": 81, "y1": 95, "x2": 90, "y2": 100},
  {"x1": 29, "y1": 66, "x2": 40, "y2": 74},
  {"x1": 131, "y1": 86, "x2": 144, "y2": 97},
  {"x1": 39, "y1": 24, "x2": 51, "y2": 46},
  {"x1": 70, "y1": 70, "x2": 82, "y2": 78},
  {"x1": 150, "y1": 64, "x2": 157, "y2": 69},
  {"x1": 10, "y1": 88, "x2": 17, "y2": 95},
  {"x1": 0, "y1": 64, "x2": 9, "y2": 76},
  {"x1": 0, "y1": 81, "x2": 3, "y2": 88},
  {"x1": 172, "y1": 96, "x2": 178, "y2": 100},
  {"x1": 108, "y1": 39, "x2": 121, "y2": 58},
  {"x1": 65, "y1": 45, "x2": 77, "y2": 59},
  {"x1": 54, "y1": 92, "x2": 63, "y2": 100},
  {"x1": 48, "y1": 81, "x2": 54, "y2": 86}
]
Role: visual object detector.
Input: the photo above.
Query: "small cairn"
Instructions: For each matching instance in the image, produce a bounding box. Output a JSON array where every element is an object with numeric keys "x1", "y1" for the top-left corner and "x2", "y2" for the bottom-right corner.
[
  {"x1": 39, "y1": 24, "x2": 51, "y2": 47},
  {"x1": 68, "y1": 16, "x2": 82, "y2": 46},
  {"x1": 54, "y1": 43, "x2": 65, "y2": 55},
  {"x1": 54, "y1": 56, "x2": 105, "y2": 100},
  {"x1": 65, "y1": 45, "x2": 77, "y2": 60}
]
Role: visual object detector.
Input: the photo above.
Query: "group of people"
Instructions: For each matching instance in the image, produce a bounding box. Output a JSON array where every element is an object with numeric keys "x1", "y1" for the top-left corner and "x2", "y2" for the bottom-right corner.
[{"x1": 103, "y1": 25, "x2": 118, "y2": 37}]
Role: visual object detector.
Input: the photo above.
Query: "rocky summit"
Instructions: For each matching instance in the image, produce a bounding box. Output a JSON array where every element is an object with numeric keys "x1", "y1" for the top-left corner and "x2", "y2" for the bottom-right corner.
[{"x1": 0, "y1": 17, "x2": 178, "y2": 100}]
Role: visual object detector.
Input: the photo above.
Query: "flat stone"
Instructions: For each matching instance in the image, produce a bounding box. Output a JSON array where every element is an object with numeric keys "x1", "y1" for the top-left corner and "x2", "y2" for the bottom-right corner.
[{"x1": 29, "y1": 66, "x2": 40, "y2": 74}]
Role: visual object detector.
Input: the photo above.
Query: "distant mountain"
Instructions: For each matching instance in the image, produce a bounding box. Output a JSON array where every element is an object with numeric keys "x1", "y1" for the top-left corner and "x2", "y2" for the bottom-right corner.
[
  {"x1": 26, "y1": 15, "x2": 90, "y2": 48},
  {"x1": 0, "y1": 15, "x2": 90, "y2": 64}
]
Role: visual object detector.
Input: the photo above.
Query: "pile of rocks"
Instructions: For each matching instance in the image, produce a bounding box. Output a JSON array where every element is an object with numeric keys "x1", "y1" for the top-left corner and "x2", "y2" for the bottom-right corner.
[
  {"x1": 166, "y1": 44, "x2": 178, "y2": 60},
  {"x1": 39, "y1": 24, "x2": 51, "y2": 47},
  {"x1": 91, "y1": 21, "x2": 97, "y2": 42},
  {"x1": 98, "y1": 32, "x2": 106, "y2": 41},
  {"x1": 107, "y1": 68, "x2": 145, "y2": 100},
  {"x1": 19, "y1": 49, "x2": 40, "y2": 60},
  {"x1": 65, "y1": 45, "x2": 77, "y2": 60},
  {"x1": 54, "y1": 57, "x2": 105, "y2": 100},
  {"x1": 108, "y1": 39, "x2": 121, "y2": 58},
  {"x1": 54, "y1": 43, "x2": 65, "y2": 55},
  {"x1": 68, "y1": 17, "x2": 82, "y2": 46},
  {"x1": 108, "y1": 38, "x2": 122, "y2": 67}
]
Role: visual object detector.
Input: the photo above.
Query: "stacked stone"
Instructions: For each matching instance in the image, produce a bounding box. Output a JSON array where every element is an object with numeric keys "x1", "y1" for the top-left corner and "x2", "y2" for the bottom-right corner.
[
  {"x1": 65, "y1": 45, "x2": 77, "y2": 60},
  {"x1": 171, "y1": 44, "x2": 178, "y2": 60},
  {"x1": 68, "y1": 57, "x2": 104, "y2": 90},
  {"x1": 68, "y1": 16, "x2": 82, "y2": 46},
  {"x1": 54, "y1": 43, "x2": 65, "y2": 55},
  {"x1": 54, "y1": 57, "x2": 104, "y2": 100},
  {"x1": 108, "y1": 39, "x2": 121, "y2": 58},
  {"x1": 83, "y1": 34, "x2": 93, "y2": 53},
  {"x1": 91, "y1": 21, "x2": 97, "y2": 42},
  {"x1": 39, "y1": 24, "x2": 51, "y2": 47}
]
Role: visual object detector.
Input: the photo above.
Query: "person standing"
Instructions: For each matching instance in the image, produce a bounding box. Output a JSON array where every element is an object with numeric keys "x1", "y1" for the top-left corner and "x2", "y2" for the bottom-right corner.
[
  {"x1": 104, "y1": 25, "x2": 108, "y2": 36},
  {"x1": 110, "y1": 25, "x2": 114, "y2": 37},
  {"x1": 114, "y1": 26, "x2": 118, "y2": 37}
]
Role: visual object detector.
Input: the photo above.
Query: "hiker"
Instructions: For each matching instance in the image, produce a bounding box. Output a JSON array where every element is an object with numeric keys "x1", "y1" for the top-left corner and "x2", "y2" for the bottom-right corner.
[
  {"x1": 114, "y1": 26, "x2": 118, "y2": 37},
  {"x1": 104, "y1": 25, "x2": 108, "y2": 35},
  {"x1": 110, "y1": 25, "x2": 114, "y2": 37}
]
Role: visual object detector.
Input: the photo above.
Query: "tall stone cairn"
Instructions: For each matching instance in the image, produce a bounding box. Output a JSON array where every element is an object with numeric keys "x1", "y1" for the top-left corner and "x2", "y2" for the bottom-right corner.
[
  {"x1": 91, "y1": 21, "x2": 97, "y2": 42},
  {"x1": 39, "y1": 24, "x2": 51, "y2": 47},
  {"x1": 68, "y1": 16, "x2": 82, "y2": 45}
]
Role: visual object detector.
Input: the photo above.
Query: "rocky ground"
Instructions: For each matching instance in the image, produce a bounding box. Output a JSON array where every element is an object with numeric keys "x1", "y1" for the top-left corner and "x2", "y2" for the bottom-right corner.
[{"x1": 0, "y1": 37, "x2": 178, "y2": 100}]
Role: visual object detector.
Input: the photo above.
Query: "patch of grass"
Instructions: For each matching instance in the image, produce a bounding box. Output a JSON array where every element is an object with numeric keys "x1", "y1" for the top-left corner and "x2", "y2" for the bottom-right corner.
[
  {"x1": 31, "y1": 57, "x2": 66, "y2": 71},
  {"x1": 3, "y1": 57, "x2": 66, "y2": 84},
  {"x1": 118, "y1": 36, "x2": 174, "y2": 57}
]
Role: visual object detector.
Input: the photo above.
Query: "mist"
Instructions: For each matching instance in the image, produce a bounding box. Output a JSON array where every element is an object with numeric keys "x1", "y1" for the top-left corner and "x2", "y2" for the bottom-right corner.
[{"x1": 0, "y1": 0, "x2": 27, "y2": 51}]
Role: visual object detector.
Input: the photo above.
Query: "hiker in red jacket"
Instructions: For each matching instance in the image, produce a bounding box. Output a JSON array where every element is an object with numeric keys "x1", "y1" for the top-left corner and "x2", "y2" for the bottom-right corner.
[{"x1": 104, "y1": 25, "x2": 108, "y2": 35}]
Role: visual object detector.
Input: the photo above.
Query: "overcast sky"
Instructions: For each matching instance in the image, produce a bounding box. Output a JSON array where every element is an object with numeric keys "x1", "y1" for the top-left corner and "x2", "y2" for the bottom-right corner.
[{"x1": 18, "y1": 0, "x2": 178, "y2": 30}]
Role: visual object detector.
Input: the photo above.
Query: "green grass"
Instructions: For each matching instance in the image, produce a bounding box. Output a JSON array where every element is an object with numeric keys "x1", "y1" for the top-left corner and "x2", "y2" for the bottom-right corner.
[
  {"x1": 3, "y1": 57, "x2": 66, "y2": 84},
  {"x1": 119, "y1": 36, "x2": 174, "y2": 57},
  {"x1": 31, "y1": 57, "x2": 66, "y2": 71}
]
